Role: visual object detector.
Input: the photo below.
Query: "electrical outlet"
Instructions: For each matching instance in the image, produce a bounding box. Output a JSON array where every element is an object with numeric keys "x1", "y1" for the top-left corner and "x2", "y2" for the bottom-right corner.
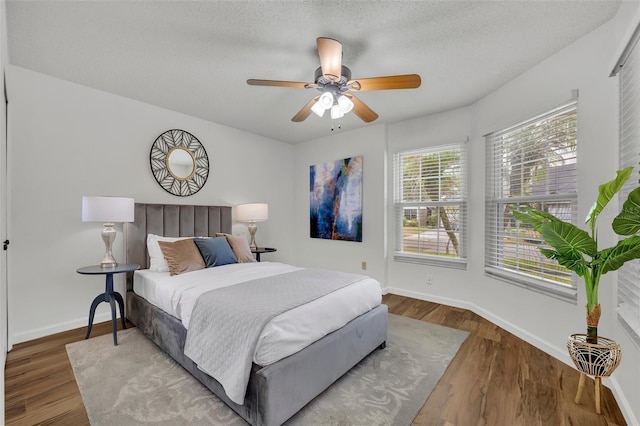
[
  {"x1": 361, "y1": 261, "x2": 367, "y2": 270},
  {"x1": 426, "y1": 275, "x2": 433, "y2": 285}
]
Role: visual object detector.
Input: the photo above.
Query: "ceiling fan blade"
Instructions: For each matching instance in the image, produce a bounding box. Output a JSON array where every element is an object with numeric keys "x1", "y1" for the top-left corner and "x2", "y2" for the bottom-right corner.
[
  {"x1": 292, "y1": 96, "x2": 320, "y2": 122},
  {"x1": 347, "y1": 94, "x2": 379, "y2": 122},
  {"x1": 317, "y1": 37, "x2": 342, "y2": 81},
  {"x1": 247, "y1": 79, "x2": 309, "y2": 89},
  {"x1": 349, "y1": 74, "x2": 421, "y2": 91}
]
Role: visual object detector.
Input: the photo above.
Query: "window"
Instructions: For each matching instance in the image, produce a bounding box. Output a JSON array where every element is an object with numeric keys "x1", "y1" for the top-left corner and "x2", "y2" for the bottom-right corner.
[
  {"x1": 485, "y1": 101, "x2": 578, "y2": 301},
  {"x1": 393, "y1": 143, "x2": 467, "y2": 268},
  {"x1": 614, "y1": 26, "x2": 640, "y2": 348}
]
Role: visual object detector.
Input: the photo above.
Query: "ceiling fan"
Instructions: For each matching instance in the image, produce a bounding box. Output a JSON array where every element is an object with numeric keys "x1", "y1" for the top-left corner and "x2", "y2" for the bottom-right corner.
[{"x1": 247, "y1": 37, "x2": 421, "y2": 124}]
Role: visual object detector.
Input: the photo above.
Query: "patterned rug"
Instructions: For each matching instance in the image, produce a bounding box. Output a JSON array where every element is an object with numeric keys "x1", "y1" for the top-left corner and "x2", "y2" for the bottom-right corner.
[{"x1": 67, "y1": 314, "x2": 468, "y2": 425}]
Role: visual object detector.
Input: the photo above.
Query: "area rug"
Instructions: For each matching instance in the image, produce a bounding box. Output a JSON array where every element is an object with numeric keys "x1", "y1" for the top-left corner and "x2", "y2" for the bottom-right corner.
[{"x1": 66, "y1": 314, "x2": 469, "y2": 426}]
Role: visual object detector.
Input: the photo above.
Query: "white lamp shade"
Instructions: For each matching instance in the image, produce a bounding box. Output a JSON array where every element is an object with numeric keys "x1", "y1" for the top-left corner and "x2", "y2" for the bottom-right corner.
[
  {"x1": 318, "y1": 92, "x2": 334, "y2": 109},
  {"x1": 82, "y1": 196, "x2": 135, "y2": 223},
  {"x1": 331, "y1": 104, "x2": 344, "y2": 119},
  {"x1": 311, "y1": 101, "x2": 326, "y2": 117},
  {"x1": 236, "y1": 203, "x2": 268, "y2": 222},
  {"x1": 338, "y1": 95, "x2": 354, "y2": 113}
]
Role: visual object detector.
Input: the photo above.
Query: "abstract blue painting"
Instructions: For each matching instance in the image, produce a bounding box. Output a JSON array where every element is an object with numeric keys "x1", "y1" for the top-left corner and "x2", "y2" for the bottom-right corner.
[{"x1": 310, "y1": 156, "x2": 363, "y2": 242}]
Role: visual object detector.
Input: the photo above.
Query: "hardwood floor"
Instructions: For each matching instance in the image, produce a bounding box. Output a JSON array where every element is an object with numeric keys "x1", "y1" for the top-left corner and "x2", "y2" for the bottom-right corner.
[
  {"x1": 384, "y1": 294, "x2": 626, "y2": 426},
  {"x1": 4, "y1": 321, "x2": 127, "y2": 425},
  {"x1": 4, "y1": 295, "x2": 627, "y2": 425}
]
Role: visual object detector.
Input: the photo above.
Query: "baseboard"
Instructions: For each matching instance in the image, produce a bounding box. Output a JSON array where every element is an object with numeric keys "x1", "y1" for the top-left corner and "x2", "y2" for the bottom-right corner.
[
  {"x1": 609, "y1": 378, "x2": 639, "y2": 426},
  {"x1": 385, "y1": 287, "x2": 637, "y2": 426},
  {"x1": 10, "y1": 312, "x2": 116, "y2": 345},
  {"x1": 388, "y1": 286, "x2": 572, "y2": 364}
]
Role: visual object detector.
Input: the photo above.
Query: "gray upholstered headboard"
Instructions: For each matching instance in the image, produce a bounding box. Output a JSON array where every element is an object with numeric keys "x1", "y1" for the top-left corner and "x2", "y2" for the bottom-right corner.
[{"x1": 124, "y1": 203, "x2": 232, "y2": 289}]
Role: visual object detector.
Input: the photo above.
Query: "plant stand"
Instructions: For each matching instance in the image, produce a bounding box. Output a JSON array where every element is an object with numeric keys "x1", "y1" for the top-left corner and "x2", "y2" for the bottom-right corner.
[{"x1": 567, "y1": 334, "x2": 622, "y2": 414}]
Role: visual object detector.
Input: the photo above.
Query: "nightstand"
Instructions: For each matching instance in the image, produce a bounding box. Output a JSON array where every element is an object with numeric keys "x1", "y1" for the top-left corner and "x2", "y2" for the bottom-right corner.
[
  {"x1": 250, "y1": 247, "x2": 277, "y2": 262},
  {"x1": 77, "y1": 263, "x2": 140, "y2": 345}
]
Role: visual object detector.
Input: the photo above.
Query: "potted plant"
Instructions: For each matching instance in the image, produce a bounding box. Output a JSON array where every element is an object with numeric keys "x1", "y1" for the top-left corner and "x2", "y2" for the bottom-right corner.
[{"x1": 513, "y1": 167, "x2": 640, "y2": 344}]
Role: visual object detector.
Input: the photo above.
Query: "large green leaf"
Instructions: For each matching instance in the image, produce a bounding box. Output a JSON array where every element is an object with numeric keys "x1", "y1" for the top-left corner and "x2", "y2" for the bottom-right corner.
[
  {"x1": 585, "y1": 167, "x2": 633, "y2": 233},
  {"x1": 599, "y1": 235, "x2": 640, "y2": 274},
  {"x1": 528, "y1": 209, "x2": 561, "y2": 223},
  {"x1": 612, "y1": 186, "x2": 640, "y2": 236},
  {"x1": 513, "y1": 210, "x2": 544, "y2": 232},
  {"x1": 539, "y1": 248, "x2": 588, "y2": 276},
  {"x1": 539, "y1": 220, "x2": 597, "y2": 258},
  {"x1": 513, "y1": 207, "x2": 562, "y2": 233}
]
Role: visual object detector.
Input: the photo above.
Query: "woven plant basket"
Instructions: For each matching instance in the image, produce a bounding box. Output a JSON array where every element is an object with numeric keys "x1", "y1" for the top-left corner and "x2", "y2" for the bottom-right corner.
[{"x1": 567, "y1": 334, "x2": 621, "y2": 377}]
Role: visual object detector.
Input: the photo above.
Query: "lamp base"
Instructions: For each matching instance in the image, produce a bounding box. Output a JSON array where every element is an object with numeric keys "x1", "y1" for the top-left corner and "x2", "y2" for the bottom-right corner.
[
  {"x1": 248, "y1": 222, "x2": 257, "y2": 249},
  {"x1": 101, "y1": 257, "x2": 117, "y2": 268},
  {"x1": 100, "y1": 223, "x2": 118, "y2": 268}
]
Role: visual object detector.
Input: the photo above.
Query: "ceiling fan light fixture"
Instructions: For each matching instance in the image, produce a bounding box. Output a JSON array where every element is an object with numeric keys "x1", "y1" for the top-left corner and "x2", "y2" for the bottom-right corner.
[
  {"x1": 337, "y1": 95, "x2": 354, "y2": 114},
  {"x1": 248, "y1": 38, "x2": 420, "y2": 125},
  {"x1": 331, "y1": 104, "x2": 344, "y2": 119},
  {"x1": 311, "y1": 101, "x2": 326, "y2": 117},
  {"x1": 318, "y1": 92, "x2": 334, "y2": 109}
]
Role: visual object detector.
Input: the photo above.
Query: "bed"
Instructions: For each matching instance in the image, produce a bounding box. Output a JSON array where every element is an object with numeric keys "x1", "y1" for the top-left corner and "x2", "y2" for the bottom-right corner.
[{"x1": 124, "y1": 203, "x2": 388, "y2": 426}]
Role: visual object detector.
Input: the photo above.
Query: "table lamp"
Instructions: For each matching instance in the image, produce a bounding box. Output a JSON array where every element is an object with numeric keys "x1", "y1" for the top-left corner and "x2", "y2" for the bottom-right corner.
[
  {"x1": 82, "y1": 196, "x2": 135, "y2": 267},
  {"x1": 236, "y1": 203, "x2": 268, "y2": 249}
]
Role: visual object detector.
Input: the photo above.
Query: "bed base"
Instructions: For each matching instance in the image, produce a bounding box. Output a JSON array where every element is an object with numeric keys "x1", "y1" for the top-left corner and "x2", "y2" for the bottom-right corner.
[{"x1": 126, "y1": 291, "x2": 388, "y2": 426}]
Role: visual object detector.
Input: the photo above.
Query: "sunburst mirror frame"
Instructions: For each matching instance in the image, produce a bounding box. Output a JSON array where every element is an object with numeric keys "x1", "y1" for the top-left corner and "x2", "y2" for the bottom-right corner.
[{"x1": 150, "y1": 129, "x2": 209, "y2": 197}]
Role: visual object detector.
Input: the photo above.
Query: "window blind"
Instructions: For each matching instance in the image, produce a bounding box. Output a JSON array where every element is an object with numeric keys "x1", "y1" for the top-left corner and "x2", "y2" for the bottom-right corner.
[
  {"x1": 616, "y1": 25, "x2": 640, "y2": 348},
  {"x1": 485, "y1": 101, "x2": 578, "y2": 302},
  {"x1": 393, "y1": 143, "x2": 467, "y2": 268}
]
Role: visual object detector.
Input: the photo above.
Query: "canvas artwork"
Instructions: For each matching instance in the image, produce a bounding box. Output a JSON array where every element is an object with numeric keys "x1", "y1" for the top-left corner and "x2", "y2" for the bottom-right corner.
[{"x1": 310, "y1": 156, "x2": 363, "y2": 242}]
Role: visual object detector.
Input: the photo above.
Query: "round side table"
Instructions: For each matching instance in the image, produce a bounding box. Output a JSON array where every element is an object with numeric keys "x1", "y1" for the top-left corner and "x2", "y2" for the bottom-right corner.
[
  {"x1": 77, "y1": 263, "x2": 140, "y2": 346},
  {"x1": 250, "y1": 247, "x2": 277, "y2": 262}
]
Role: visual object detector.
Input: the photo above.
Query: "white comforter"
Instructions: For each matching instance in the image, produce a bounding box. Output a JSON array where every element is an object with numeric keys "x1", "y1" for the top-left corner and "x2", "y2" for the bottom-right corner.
[{"x1": 133, "y1": 262, "x2": 382, "y2": 365}]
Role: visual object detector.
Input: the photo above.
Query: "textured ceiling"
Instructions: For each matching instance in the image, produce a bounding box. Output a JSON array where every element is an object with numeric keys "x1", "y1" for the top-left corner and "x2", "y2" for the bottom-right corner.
[{"x1": 6, "y1": 1, "x2": 620, "y2": 144}]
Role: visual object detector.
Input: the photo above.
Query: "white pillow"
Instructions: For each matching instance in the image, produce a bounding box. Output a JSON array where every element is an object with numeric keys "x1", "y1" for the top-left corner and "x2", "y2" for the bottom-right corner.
[{"x1": 146, "y1": 234, "x2": 191, "y2": 272}]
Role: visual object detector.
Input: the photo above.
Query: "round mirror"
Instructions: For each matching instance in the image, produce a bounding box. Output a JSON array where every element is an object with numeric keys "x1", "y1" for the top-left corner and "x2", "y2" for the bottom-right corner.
[
  {"x1": 150, "y1": 129, "x2": 209, "y2": 197},
  {"x1": 167, "y1": 147, "x2": 195, "y2": 180}
]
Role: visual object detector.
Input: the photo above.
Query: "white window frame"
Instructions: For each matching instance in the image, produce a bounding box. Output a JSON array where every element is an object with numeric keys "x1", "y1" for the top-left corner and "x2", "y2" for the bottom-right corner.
[
  {"x1": 613, "y1": 22, "x2": 640, "y2": 349},
  {"x1": 393, "y1": 143, "x2": 467, "y2": 269},
  {"x1": 484, "y1": 101, "x2": 578, "y2": 302}
]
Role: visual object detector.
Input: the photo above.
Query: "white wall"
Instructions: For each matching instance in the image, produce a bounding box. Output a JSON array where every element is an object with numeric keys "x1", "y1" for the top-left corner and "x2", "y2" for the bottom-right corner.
[
  {"x1": 292, "y1": 6, "x2": 640, "y2": 424},
  {"x1": 5, "y1": 65, "x2": 294, "y2": 344},
  {"x1": 292, "y1": 124, "x2": 387, "y2": 284},
  {"x1": 0, "y1": 0, "x2": 8, "y2": 421}
]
